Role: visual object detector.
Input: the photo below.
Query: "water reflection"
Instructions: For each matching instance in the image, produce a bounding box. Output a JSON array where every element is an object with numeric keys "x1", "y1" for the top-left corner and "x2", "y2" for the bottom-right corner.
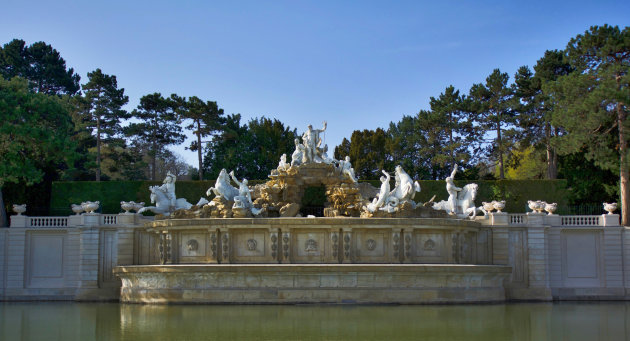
[{"x1": 1, "y1": 302, "x2": 628, "y2": 340}]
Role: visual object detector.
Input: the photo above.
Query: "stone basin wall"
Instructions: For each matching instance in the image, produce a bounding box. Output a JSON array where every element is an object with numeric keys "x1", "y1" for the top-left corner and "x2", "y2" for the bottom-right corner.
[{"x1": 142, "y1": 218, "x2": 488, "y2": 266}]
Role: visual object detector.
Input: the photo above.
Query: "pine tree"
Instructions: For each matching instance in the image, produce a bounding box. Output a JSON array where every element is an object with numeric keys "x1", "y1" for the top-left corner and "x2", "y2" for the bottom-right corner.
[{"x1": 82, "y1": 69, "x2": 129, "y2": 181}]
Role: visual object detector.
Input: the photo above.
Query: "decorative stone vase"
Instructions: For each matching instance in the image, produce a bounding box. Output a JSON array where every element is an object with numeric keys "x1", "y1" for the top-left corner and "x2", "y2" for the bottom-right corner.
[
  {"x1": 12, "y1": 204, "x2": 26, "y2": 216},
  {"x1": 603, "y1": 202, "x2": 618, "y2": 215},
  {"x1": 482, "y1": 202, "x2": 495, "y2": 214},
  {"x1": 133, "y1": 202, "x2": 145, "y2": 213},
  {"x1": 544, "y1": 202, "x2": 557, "y2": 215},
  {"x1": 71, "y1": 204, "x2": 84, "y2": 215},
  {"x1": 121, "y1": 201, "x2": 134, "y2": 214},
  {"x1": 528, "y1": 200, "x2": 545, "y2": 213},
  {"x1": 81, "y1": 201, "x2": 100, "y2": 214},
  {"x1": 492, "y1": 200, "x2": 506, "y2": 213}
]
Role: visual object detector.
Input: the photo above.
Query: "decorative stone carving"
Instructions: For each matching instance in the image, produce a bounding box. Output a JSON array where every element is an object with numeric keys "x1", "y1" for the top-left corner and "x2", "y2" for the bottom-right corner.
[
  {"x1": 305, "y1": 239, "x2": 318, "y2": 252},
  {"x1": 424, "y1": 239, "x2": 436, "y2": 251},
  {"x1": 221, "y1": 233, "x2": 230, "y2": 263},
  {"x1": 343, "y1": 232, "x2": 351, "y2": 261},
  {"x1": 302, "y1": 121, "x2": 327, "y2": 164},
  {"x1": 392, "y1": 232, "x2": 400, "y2": 260},
  {"x1": 365, "y1": 239, "x2": 377, "y2": 251},
  {"x1": 527, "y1": 200, "x2": 546, "y2": 214},
  {"x1": 121, "y1": 201, "x2": 135, "y2": 213},
  {"x1": 493, "y1": 200, "x2": 506, "y2": 213},
  {"x1": 481, "y1": 202, "x2": 495, "y2": 215},
  {"x1": 12, "y1": 204, "x2": 26, "y2": 215},
  {"x1": 363, "y1": 166, "x2": 424, "y2": 217},
  {"x1": 331, "y1": 232, "x2": 339, "y2": 260},
  {"x1": 544, "y1": 202, "x2": 557, "y2": 215},
  {"x1": 337, "y1": 156, "x2": 358, "y2": 183},
  {"x1": 290, "y1": 138, "x2": 305, "y2": 167},
  {"x1": 186, "y1": 239, "x2": 199, "y2": 251},
  {"x1": 246, "y1": 239, "x2": 257, "y2": 251},
  {"x1": 207, "y1": 169, "x2": 240, "y2": 201},
  {"x1": 282, "y1": 232, "x2": 290, "y2": 261},
  {"x1": 210, "y1": 232, "x2": 218, "y2": 258},
  {"x1": 81, "y1": 201, "x2": 100, "y2": 214},
  {"x1": 603, "y1": 202, "x2": 618, "y2": 215},
  {"x1": 270, "y1": 233, "x2": 278, "y2": 260},
  {"x1": 277, "y1": 153, "x2": 291, "y2": 173},
  {"x1": 133, "y1": 201, "x2": 145, "y2": 212},
  {"x1": 71, "y1": 204, "x2": 84, "y2": 215},
  {"x1": 404, "y1": 234, "x2": 412, "y2": 260}
]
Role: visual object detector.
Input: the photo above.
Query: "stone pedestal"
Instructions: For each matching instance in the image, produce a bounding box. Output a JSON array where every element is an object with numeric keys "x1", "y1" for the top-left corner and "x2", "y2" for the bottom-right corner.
[
  {"x1": 601, "y1": 214, "x2": 620, "y2": 226},
  {"x1": 117, "y1": 213, "x2": 136, "y2": 225},
  {"x1": 82, "y1": 213, "x2": 100, "y2": 227},
  {"x1": 490, "y1": 212, "x2": 508, "y2": 225},
  {"x1": 526, "y1": 212, "x2": 545, "y2": 226},
  {"x1": 9, "y1": 215, "x2": 27, "y2": 227},
  {"x1": 543, "y1": 214, "x2": 561, "y2": 226}
]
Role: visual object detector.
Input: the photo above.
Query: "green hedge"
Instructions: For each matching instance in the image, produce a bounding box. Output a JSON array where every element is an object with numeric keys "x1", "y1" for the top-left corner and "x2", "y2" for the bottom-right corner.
[{"x1": 50, "y1": 179, "x2": 569, "y2": 215}]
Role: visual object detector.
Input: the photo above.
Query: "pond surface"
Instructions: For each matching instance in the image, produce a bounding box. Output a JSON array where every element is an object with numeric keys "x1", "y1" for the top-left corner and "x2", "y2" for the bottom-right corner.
[{"x1": 1, "y1": 302, "x2": 629, "y2": 340}]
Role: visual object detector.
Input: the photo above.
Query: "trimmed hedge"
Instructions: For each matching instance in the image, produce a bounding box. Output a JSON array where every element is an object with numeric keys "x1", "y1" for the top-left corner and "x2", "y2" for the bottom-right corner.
[{"x1": 50, "y1": 179, "x2": 569, "y2": 215}]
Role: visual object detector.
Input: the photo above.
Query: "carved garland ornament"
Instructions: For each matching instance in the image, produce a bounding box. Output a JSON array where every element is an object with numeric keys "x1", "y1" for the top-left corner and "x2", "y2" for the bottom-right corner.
[{"x1": 365, "y1": 238, "x2": 377, "y2": 251}]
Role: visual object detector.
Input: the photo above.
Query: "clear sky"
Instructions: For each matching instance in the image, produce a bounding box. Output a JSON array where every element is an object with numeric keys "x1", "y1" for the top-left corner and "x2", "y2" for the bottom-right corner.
[{"x1": 2, "y1": 0, "x2": 629, "y2": 166}]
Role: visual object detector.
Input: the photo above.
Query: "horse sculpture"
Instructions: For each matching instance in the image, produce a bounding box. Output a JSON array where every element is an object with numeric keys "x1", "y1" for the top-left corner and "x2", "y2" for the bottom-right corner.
[
  {"x1": 138, "y1": 185, "x2": 193, "y2": 216},
  {"x1": 433, "y1": 183, "x2": 481, "y2": 219},
  {"x1": 206, "y1": 169, "x2": 239, "y2": 201}
]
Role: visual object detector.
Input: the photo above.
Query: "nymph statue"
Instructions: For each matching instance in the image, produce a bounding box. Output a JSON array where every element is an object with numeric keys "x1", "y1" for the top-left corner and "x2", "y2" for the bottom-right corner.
[
  {"x1": 290, "y1": 138, "x2": 305, "y2": 166},
  {"x1": 229, "y1": 170, "x2": 261, "y2": 215},
  {"x1": 432, "y1": 165, "x2": 481, "y2": 219},
  {"x1": 158, "y1": 172, "x2": 177, "y2": 209},
  {"x1": 337, "y1": 156, "x2": 358, "y2": 183},
  {"x1": 277, "y1": 153, "x2": 291, "y2": 172}
]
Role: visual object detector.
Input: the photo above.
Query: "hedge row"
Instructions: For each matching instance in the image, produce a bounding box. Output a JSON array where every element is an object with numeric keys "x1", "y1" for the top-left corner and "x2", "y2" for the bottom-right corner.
[{"x1": 50, "y1": 179, "x2": 569, "y2": 215}]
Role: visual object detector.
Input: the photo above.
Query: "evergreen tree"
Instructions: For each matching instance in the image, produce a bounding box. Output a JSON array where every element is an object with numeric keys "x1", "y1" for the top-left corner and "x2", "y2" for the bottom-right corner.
[
  {"x1": 0, "y1": 39, "x2": 80, "y2": 95},
  {"x1": 334, "y1": 129, "x2": 389, "y2": 180},
  {"x1": 204, "y1": 114, "x2": 251, "y2": 179},
  {"x1": 514, "y1": 50, "x2": 573, "y2": 179},
  {"x1": 545, "y1": 25, "x2": 630, "y2": 225},
  {"x1": 469, "y1": 69, "x2": 518, "y2": 179},
  {"x1": 125, "y1": 93, "x2": 185, "y2": 180},
  {"x1": 179, "y1": 96, "x2": 224, "y2": 180},
  {"x1": 81, "y1": 69, "x2": 129, "y2": 181}
]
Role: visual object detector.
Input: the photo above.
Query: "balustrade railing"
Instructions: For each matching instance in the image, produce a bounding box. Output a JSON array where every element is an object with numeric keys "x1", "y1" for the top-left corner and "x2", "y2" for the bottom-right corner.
[
  {"x1": 508, "y1": 214, "x2": 526, "y2": 225},
  {"x1": 561, "y1": 215, "x2": 601, "y2": 226},
  {"x1": 101, "y1": 214, "x2": 118, "y2": 225},
  {"x1": 28, "y1": 216, "x2": 69, "y2": 227}
]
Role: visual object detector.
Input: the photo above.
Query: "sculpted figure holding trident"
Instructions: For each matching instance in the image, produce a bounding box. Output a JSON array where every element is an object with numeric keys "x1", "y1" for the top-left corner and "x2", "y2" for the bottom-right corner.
[
  {"x1": 302, "y1": 121, "x2": 327, "y2": 163},
  {"x1": 446, "y1": 165, "x2": 462, "y2": 214}
]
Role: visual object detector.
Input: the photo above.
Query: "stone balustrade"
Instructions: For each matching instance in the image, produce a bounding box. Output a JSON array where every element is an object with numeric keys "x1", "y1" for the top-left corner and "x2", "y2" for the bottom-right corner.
[{"x1": 10, "y1": 213, "x2": 152, "y2": 228}]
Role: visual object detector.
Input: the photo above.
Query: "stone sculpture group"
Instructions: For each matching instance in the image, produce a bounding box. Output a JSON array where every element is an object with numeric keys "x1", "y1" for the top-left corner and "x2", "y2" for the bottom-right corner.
[{"x1": 139, "y1": 122, "x2": 482, "y2": 219}]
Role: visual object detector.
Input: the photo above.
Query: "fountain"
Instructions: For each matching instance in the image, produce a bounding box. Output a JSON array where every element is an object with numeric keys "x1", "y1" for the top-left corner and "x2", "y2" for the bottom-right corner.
[{"x1": 114, "y1": 122, "x2": 511, "y2": 304}]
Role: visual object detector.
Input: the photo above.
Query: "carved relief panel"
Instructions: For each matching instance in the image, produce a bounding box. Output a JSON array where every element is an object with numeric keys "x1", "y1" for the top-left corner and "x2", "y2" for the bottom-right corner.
[
  {"x1": 353, "y1": 229, "x2": 390, "y2": 263},
  {"x1": 414, "y1": 231, "x2": 448, "y2": 263}
]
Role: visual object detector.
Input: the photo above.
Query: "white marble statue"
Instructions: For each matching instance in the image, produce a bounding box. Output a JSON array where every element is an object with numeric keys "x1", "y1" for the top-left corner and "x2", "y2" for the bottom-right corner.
[
  {"x1": 138, "y1": 186, "x2": 193, "y2": 216},
  {"x1": 445, "y1": 165, "x2": 462, "y2": 214},
  {"x1": 277, "y1": 153, "x2": 291, "y2": 172},
  {"x1": 366, "y1": 170, "x2": 392, "y2": 212},
  {"x1": 302, "y1": 121, "x2": 327, "y2": 163},
  {"x1": 291, "y1": 138, "x2": 305, "y2": 167},
  {"x1": 207, "y1": 169, "x2": 239, "y2": 201},
  {"x1": 337, "y1": 156, "x2": 358, "y2": 183},
  {"x1": 389, "y1": 165, "x2": 421, "y2": 205},
  {"x1": 158, "y1": 172, "x2": 177, "y2": 209},
  {"x1": 229, "y1": 171, "x2": 262, "y2": 215},
  {"x1": 432, "y1": 166, "x2": 481, "y2": 218}
]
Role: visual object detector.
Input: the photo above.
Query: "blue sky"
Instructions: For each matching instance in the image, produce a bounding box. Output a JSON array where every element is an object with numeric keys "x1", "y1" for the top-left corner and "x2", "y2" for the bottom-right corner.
[{"x1": 2, "y1": 0, "x2": 629, "y2": 166}]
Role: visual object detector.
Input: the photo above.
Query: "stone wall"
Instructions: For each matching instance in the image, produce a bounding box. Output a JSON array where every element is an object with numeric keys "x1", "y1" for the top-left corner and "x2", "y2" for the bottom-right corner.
[{"x1": 1, "y1": 212, "x2": 629, "y2": 302}]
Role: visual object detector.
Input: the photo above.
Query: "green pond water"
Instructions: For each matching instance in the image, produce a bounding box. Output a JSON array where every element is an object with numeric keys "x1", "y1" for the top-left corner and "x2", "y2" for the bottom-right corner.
[{"x1": 1, "y1": 302, "x2": 629, "y2": 340}]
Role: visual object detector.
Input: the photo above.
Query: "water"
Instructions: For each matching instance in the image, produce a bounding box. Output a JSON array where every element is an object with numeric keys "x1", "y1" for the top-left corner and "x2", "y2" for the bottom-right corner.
[{"x1": 1, "y1": 302, "x2": 629, "y2": 340}]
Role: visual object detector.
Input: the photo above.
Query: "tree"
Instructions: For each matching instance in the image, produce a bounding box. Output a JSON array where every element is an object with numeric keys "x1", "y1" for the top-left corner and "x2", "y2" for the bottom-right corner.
[
  {"x1": 469, "y1": 69, "x2": 518, "y2": 179},
  {"x1": 204, "y1": 115, "x2": 297, "y2": 180},
  {"x1": 179, "y1": 96, "x2": 224, "y2": 180},
  {"x1": 429, "y1": 85, "x2": 479, "y2": 172},
  {"x1": 125, "y1": 93, "x2": 186, "y2": 180},
  {"x1": 545, "y1": 25, "x2": 630, "y2": 225},
  {"x1": 0, "y1": 77, "x2": 76, "y2": 225},
  {"x1": 0, "y1": 39, "x2": 80, "y2": 95},
  {"x1": 514, "y1": 50, "x2": 573, "y2": 179},
  {"x1": 82, "y1": 69, "x2": 129, "y2": 181},
  {"x1": 334, "y1": 128, "x2": 389, "y2": 179}
]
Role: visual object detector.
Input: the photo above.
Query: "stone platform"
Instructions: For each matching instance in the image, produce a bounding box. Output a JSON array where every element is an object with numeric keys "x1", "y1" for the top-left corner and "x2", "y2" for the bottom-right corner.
[{"x1": 114, "y1": 264, "x2": 511, "y2": 304}]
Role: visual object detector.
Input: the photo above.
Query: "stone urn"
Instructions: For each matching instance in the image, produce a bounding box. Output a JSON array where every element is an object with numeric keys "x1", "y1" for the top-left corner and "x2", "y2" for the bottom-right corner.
[
  {"x1": 528, "y1": 200, "x2": 545, "y2": 213},
  {"x1": 12, "y1": 204, "x2": 26, "y2": 216},
  {"x1": 81, "y1": 201, "x2": 100, "y2": 214},
  {"x1": 121, "y1": 201, "x2": 134, "y2": 214},
  {"x1": 544, "y1": 202, "x2": 557, "y2": 215},
  {"x1": 71, "y1": 204, "x2": 84, "y2": 215},
  {"x1": 133, "y1": 202, "x2": 145, "y2": 213},
  {"x1": 492, "y1": 200, "x2": 506, "y2": 213},
  {"x1": 603, "y1": 202, "x2": 618, "y2": 215},
  {"x1": 482, "y1": 202, "x2": 495, "y2": 215}
]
